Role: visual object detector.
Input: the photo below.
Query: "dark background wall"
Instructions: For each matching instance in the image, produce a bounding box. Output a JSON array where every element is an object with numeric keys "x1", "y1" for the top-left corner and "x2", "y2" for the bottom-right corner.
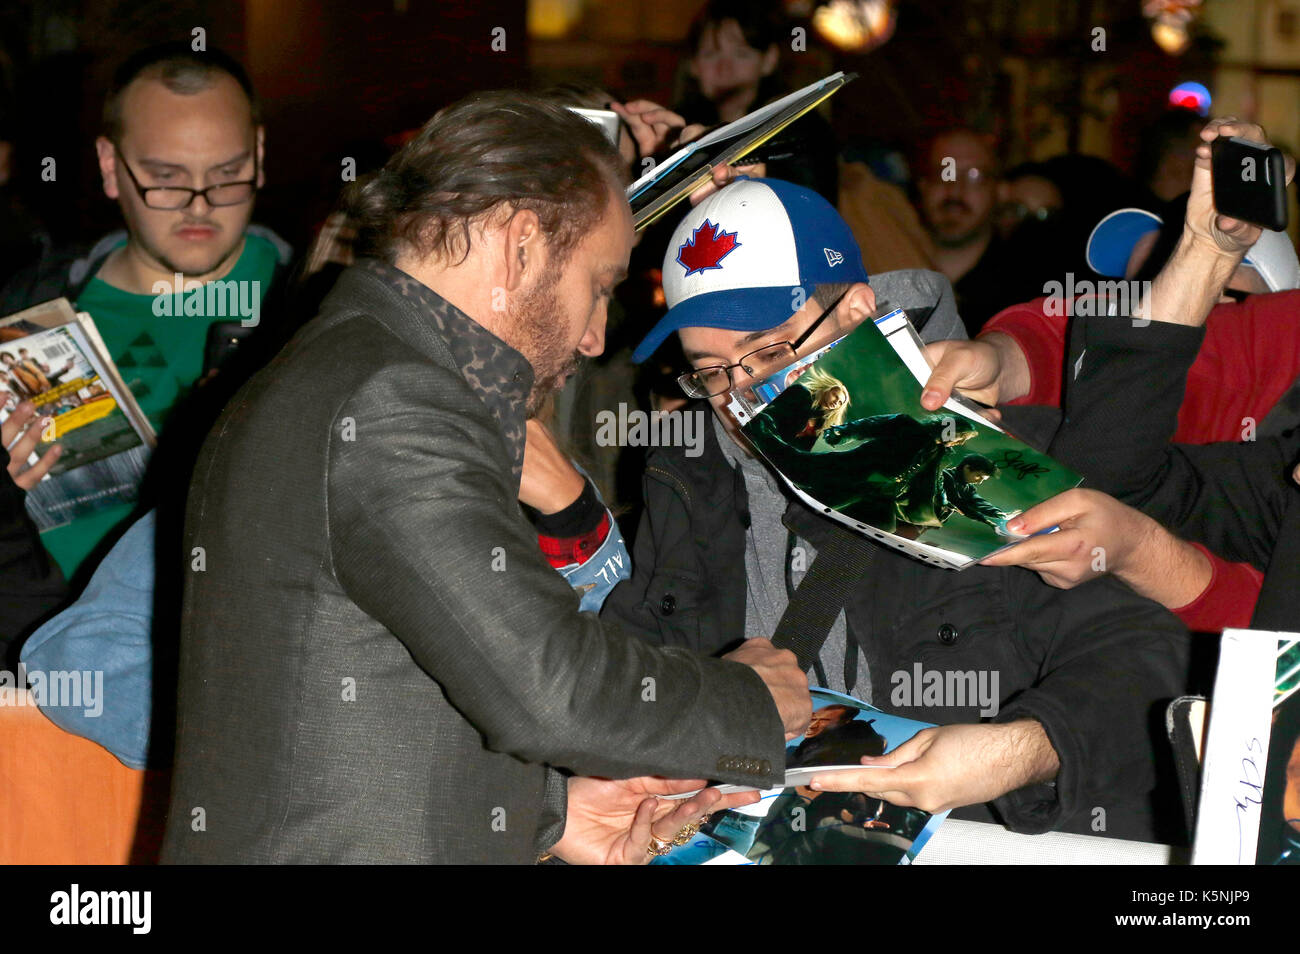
[{"x1": 0, "y1": 0, "x2": 527, "y2": 252}]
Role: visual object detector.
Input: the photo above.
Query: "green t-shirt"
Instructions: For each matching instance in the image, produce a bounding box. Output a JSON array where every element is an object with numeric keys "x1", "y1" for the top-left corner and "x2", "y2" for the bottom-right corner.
[{"x1": 41, "y1": 232, "x2": 281, "y2": 579}]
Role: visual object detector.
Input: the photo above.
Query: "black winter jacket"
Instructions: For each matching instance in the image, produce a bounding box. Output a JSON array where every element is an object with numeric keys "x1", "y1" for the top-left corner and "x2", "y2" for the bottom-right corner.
[
  {"x1": 1050, "y1": 316, "x2": 1300, "y2": 632},
  {"x1": 602, "y1": 417, "x2": 1193, "y2": 842}
]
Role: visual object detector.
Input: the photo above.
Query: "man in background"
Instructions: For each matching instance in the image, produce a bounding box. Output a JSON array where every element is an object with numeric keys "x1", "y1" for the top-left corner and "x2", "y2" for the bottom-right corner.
[
  {"x1": 0, "y1": 42, "x2": 291, "y2": 582},
  {"x1": 914, "y1": 128, "x2": 1038, "y2": 334}
]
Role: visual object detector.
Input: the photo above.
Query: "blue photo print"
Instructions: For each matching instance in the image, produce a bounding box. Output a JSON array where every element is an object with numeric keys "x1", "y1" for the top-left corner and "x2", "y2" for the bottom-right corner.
[{"x1": 653, "y1": 688, "x2": 948, "y2": 865}]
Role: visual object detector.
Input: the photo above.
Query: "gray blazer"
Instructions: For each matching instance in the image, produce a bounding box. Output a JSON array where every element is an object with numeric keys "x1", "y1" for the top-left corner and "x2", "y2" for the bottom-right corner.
[{"x1": 162, "y1": 262, "x2": 785, "y2": 864}]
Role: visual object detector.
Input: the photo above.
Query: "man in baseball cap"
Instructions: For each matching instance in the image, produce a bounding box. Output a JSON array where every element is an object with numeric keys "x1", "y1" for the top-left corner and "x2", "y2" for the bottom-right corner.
[
  {"x1": 920, "y1": 180, "x2": 1300, "y2": 458},
  {"x1": 632, "y1": 175, "x2": 871, "y2": 363},
  {"x1": 1086, "y1": 196, "x2": 1300, "y2": 294},
  {"x1": 602, "y1": 178, "x2": 1189, "y2": 842}
]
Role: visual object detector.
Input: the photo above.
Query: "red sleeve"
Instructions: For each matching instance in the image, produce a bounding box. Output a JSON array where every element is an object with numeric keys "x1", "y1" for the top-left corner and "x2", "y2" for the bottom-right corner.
[
  {"x1": 1170, "y1": 542, "x2": 1264, "y2": 632},
  {"x1": 1175, "y1": 291, "x2": 1300, "y2": 443},
  {"x1": 536, "y1": 511, "x2": 612, "y2": 569},
  {"x1": 982, "y1": 293, "x2": 1300, "y2": 441},
  {"x1": 979, "y1": 297, "x2": 1069, "y2": 407}
]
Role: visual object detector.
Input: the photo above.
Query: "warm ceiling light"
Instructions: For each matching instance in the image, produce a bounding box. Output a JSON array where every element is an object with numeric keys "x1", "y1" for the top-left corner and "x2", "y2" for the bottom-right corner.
[
  {"x1": 528, "y1": 0, "x2": 585, "y2": 40},
  {"x1": 1151, "y1": 20, "x2": 1192, "y2": 55},
  {"x1": 812, "y1": 0, "x2": 897, "y2": 53},
  {"x1": 1144, "y1": 0, "x2": 1201, "y2": 55}
]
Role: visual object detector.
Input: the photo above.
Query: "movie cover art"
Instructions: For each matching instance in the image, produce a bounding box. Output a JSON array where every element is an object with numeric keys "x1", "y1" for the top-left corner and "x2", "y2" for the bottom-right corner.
[
  {"x1": 652, "y1": 688, "x2": 947, "y2": 865},
  {"x1": 0, "y1": 308, "x2": 153, "y2": 531},
  {"x1": 736, "y1": 314, "x2": 1082, "y2": 566},
  {"x1": 0, "y1": 323, "x2": 143, "y2": 476}
]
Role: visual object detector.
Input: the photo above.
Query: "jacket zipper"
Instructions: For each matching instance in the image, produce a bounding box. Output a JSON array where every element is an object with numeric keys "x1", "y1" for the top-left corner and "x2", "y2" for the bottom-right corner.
[{"x1": 646, "y1": 465, "x2": 693, "y2": 512}]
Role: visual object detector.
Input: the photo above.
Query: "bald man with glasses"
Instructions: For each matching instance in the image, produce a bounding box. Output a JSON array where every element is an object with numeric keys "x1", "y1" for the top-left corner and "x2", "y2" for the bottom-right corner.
[{"x1": 0, "y1": 41, "x2": 292, "y2": 581}]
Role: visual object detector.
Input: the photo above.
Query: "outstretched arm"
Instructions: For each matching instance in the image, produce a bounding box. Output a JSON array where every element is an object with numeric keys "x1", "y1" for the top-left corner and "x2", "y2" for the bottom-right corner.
[{"x1": 328, "y1": 365, "x2": 792, "y2": 791}]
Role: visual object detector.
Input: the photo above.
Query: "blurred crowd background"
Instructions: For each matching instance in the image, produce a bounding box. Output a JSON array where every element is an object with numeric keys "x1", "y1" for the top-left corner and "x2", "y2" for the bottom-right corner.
[
  {"x1": 2, "y1": 0, "x2": 1298, "y2": 254},
  {"x1": 1, "y1": 0, "x2": 1298, "y2": 511}
]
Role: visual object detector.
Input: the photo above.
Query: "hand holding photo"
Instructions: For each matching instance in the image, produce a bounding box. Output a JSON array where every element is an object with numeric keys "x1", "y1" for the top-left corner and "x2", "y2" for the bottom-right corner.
[
  {"x1": 652, "y1": 689, "x2": 948, "y2": 866},
  {"x1": 730, "y1": 309, "x2": 1083, "y2": 569}
]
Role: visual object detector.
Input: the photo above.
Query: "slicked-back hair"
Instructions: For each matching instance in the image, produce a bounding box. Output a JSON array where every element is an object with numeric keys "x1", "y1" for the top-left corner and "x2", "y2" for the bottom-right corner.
[
  {"x1": 346, "y1": 90, "x2": 629, "y2": 268},
  {"x1": 102, "y1": 41, "x2": 259, "y2": 141}
]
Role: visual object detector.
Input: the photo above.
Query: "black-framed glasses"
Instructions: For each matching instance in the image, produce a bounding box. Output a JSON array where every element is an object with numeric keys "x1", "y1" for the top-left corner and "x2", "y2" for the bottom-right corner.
[
  {"x1": 113, "y1": 142, "x2": 259, "y2": 210},
  {"x1": 678, "y1": 288, "x2": 851, "y2": 399}
]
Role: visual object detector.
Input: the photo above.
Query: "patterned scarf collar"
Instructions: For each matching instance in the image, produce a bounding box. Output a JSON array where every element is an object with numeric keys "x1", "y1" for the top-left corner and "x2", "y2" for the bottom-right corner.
[{"x1": 356, "y1": 258, "x2": 533, "y2": 480}]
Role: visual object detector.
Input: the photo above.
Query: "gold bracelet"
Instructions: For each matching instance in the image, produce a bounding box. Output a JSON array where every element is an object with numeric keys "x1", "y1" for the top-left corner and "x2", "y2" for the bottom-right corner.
[{"x1": 670, "y1": 822, "x2": 701, "y2": 846}]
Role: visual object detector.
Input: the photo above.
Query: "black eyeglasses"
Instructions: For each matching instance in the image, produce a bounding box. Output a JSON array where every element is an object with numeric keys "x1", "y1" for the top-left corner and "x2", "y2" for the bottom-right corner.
[
  {"x1": 678, "y1": 289, "x2": 851, "y2": 399},
  {"x1": 113, "y1": 143, "x2": 259, "y2": 211}
]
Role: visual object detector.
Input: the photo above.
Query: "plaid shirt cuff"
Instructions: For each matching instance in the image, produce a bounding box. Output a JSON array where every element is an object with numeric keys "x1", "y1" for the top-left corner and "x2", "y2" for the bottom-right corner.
[{"x1": 537, "y1": 511, "x2": 611, "y2": 569}]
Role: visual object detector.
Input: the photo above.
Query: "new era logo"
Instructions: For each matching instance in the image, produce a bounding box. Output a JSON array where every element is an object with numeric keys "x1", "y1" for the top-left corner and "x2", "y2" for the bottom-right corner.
[{"x1": 824, "y1": 247, "x2": 844, "y2": 267}]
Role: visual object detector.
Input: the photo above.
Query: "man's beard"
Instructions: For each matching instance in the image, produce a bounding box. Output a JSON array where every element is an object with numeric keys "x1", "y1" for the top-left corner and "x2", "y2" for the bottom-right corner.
[
  {"x1": 929, "y1": 200, "x2": 988, "y2": 248},
  {"x1": 503, "y1": 274, "x2": 584, "y2": 417}
]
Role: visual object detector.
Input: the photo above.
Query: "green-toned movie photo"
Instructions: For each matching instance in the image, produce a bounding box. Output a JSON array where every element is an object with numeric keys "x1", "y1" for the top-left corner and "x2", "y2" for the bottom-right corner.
[{"x1": 741, "y1": 317, "x2": 1082, "y2": 563}]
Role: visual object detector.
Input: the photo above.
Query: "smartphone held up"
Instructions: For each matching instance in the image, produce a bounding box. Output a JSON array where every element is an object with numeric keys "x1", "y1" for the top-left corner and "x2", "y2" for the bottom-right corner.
[{"x1": 1211, "y1": 135, "x2": 1289, "y2": 231}]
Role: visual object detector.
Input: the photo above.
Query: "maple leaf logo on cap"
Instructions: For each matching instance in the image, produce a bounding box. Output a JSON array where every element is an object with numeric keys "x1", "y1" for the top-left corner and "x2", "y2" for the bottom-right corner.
[{"x1": 676, "y1": 219, "x2": 741, "y2": 277}]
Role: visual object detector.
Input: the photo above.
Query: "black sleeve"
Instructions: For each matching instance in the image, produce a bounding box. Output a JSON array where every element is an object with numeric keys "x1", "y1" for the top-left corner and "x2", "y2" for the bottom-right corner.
[
  {"x1": 598, "y1": 486, "x2": 669, "y2": 644},
  {"x1": 524, "y1": 477, "x2": 603, "y2": 538},
  {"x1": 1049, "y1": 315, "x2": 1298, "y2": 572},
  {"x1": 0, "y1": 445, "x2": 67, "y2": 664},
  {"x1": 991, "y1": 569, "x2": 1190, "y2": 837},
  {"x1": 328, "y1": 364, "x2": 786, "y2": 787}
]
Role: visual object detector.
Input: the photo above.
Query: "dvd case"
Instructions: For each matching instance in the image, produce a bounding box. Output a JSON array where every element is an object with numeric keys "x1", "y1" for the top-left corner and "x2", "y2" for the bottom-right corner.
[{"x1": 0, "y1": 299, "x2": 156, "y2": 530}]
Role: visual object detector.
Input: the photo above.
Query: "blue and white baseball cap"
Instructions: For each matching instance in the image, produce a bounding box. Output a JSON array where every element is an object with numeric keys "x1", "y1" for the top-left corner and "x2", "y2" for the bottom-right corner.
[
  {"x1": 1087, "y1": 206, "x2": 1300, "y2": 291},
  {"x1": 1085, "y1": 208, "x2": 1163, "y2": 277},
  {"x1": 631, "y1": 177, "x2": 870, "y2": 363}
]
